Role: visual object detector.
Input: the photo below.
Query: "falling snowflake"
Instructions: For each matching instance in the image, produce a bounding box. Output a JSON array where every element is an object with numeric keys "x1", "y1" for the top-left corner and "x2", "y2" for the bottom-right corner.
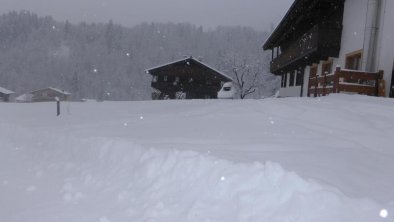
[
  {"x1": 269, "y1": 117, "x2": 275, "y2": 124},
  {"x1": 220, "y1": 176, "x2": 226, "y2": 181},
  {"x1": 140, "y1": 116, "x2": 144, "y2": 120},
  {"x1": 380, "y1": 209, "x2": 388, "y2": 218}
]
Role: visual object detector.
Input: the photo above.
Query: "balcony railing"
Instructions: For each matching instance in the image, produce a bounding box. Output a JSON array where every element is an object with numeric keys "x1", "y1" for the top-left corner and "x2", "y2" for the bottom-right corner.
[
  {"x1": 270, "y1": 22, "x2": 342, "y2": 74},
  {"x1": 308, "y1": 67, "x2": 385, "y2": 97}
]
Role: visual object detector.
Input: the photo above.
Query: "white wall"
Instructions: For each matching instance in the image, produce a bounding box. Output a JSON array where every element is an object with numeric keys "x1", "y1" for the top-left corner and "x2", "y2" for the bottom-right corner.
[
  {"x1": 279, "y1": 72, "x2": 302, "y2": 97},
  {"x1": 302, "y1": 66, "x2": 311, "y2": 97},
  {"x1": 279, "y1": 86, "x2": 302, "y2": 97},
  {"x1": 337, "y1": 0, "x2": 368, "y2": 69},
  {"x1": 376, "y1": 0, "x2": 394, "y2": 96}
]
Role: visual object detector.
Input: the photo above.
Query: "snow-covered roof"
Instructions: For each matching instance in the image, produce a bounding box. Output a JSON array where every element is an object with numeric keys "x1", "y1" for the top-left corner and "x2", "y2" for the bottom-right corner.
[
  {"x1": 30, "y1": 87, "x2": 71, "y2": 95},
  {"x1": 16, "y1": 93, "x2": 33, "y2": 102},
  {"x1": 146, "y1": 57, "x2": 233, "y2": 82},
  {"x1": 0, "y1": 86, "x2": 15, "y2": 94}
]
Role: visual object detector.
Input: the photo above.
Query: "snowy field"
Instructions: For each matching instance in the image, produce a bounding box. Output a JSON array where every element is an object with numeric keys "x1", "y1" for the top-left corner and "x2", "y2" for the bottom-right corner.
[{"x1": 1, "y1": 94, "x2": 393, "y2": 222}]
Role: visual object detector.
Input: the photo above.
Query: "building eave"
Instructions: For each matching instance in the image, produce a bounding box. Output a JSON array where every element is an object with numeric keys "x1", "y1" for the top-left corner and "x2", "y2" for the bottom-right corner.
[{"x1": 146, "y1": 57, "x2": 233, "y2": 82}]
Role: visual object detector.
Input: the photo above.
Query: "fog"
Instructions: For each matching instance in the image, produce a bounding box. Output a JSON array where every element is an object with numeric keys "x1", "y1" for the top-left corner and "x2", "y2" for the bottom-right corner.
[{"x1": 0, "y1": 0, "x2": 293, "y2": 30}]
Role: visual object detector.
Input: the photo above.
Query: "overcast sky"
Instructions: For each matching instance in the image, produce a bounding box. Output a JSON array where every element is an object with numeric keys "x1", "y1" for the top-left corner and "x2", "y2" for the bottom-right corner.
[{"x1": 0, "y1": 0, "x2": 293, "y2": 31}]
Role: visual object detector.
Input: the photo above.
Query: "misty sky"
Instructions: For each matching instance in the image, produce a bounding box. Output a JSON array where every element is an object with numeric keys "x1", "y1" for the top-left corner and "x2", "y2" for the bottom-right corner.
[{"x1": 0, "y1": 0, "x2": 293, "y2": 31}]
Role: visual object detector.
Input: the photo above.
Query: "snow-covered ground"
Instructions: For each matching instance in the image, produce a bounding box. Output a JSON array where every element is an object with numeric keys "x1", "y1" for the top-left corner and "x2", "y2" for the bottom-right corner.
[{"x1": 0, "y1": 94, "x2": 393, "y2": 221}]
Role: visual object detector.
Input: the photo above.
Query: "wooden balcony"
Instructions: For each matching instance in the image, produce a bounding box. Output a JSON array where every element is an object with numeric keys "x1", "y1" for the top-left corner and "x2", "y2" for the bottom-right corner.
[{"x1": 270, "y1": 22, "x2": 342, "y2": 74}]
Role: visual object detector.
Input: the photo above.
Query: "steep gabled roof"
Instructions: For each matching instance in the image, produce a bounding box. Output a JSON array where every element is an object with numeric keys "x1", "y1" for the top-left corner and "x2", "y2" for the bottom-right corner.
[
  {"x1": 0, "y1": 86, "x2": 15, "y2": 94},
  {"x1": 146, "y1": 57, "x2": 233, "y2": 82}
]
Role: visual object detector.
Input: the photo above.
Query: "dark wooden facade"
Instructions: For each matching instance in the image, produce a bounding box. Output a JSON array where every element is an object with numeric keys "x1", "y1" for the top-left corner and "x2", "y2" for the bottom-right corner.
[
  {"x1": 263, "y1": 0, "x2": 345, "y2": 75},
  {"x1": 146, "y1": 57, "x2": 233, "y2": 99}
]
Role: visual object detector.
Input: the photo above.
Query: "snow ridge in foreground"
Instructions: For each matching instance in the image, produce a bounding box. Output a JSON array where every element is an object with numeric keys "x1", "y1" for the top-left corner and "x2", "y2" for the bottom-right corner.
[{"x1": 0, "y1": 131, "x2": 387, "y2": 222}]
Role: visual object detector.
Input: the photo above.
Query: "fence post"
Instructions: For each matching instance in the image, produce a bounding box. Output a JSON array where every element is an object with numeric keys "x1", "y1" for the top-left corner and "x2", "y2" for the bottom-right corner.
[
  {"x1": 314, "y1": 76, "x2": 318, "y2": 97},
  {"x1": 323, "y1": 72, "x2": 327, "y2": 96},
  {"x1": 55, "y1": 96, "x2": 60, "y2": 116},
  {"x1": 333, "y1": 66, "x2": 340, "y2": 93},
  {"x1": 376, "y1": 70, "x2": 384, "y2": 96}
]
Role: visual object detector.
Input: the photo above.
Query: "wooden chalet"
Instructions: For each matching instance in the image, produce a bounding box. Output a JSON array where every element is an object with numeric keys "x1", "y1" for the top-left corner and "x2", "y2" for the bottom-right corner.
[
  {"x1": 263, "y1": 0, "x2": 345, "y2": 97},
  {"x1": 29, "y1": 87, "x2": 71, "y2": 102},
  {"x1": 0, "y1": 86, "x2": 15, "y2": 102},
  {"x1": 263, "y1": 0, "x2": 394, "y2": 98},
  {"x1": 146, "y1": 57, "x2": 233, "y2": 99}
]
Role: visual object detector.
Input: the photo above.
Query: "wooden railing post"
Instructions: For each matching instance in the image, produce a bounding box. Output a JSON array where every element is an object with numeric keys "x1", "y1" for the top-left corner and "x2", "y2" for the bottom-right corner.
[
  {"x1": 333, "y1": 66, "x2": 340, "y2": 93},
  {"x1": 375, "y1": 70, "x2": 384, "y2": 96},
  {"x1": 323, "y1": 72, "x2": 327, "y2": 96},
  {"x1": 314, "y1": 75, "x2": 318, "y2": 97},
  {"x1": 307, "y1": 77, "x2": 311, "y2": 97}
]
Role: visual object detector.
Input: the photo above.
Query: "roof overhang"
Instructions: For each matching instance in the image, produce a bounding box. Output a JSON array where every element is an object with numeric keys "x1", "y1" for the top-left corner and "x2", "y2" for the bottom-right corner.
[
  {"x1": 263, "y1": 0, "x2": 340, "y2": 50},
  {"x1": 30, "y1": 87, "x2": 71, "y2": 95},
  {"x1": 146, "y1": 57, "x2": 233, "y2": 82},
  {"x1": 0, "y1": 87, "x2": 15, "y2": 94}
]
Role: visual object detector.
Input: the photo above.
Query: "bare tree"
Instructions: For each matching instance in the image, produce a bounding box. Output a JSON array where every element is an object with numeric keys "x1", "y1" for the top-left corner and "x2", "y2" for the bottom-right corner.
[{"x1": 232, "y1": 61, "x2": 260, "y2": 99}]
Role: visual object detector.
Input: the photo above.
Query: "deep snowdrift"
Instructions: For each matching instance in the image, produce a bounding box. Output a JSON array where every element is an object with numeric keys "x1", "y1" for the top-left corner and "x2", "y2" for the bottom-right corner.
[
  {"x1": 1, "y1": 94, "x2": 393, "y2": 221},
  {"x1": 0, "y1": 134, "x2": 386, "y2": 222}
]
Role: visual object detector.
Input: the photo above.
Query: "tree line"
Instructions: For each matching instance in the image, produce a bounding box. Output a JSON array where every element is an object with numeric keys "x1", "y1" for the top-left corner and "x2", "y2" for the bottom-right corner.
[{"x1": 0, "y1": 11, "x2": 278, "y2": 100}]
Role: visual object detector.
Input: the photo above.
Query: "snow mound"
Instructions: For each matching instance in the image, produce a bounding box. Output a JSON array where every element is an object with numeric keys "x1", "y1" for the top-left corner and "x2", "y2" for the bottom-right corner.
[{"x1": 1, "y1": 130, "x2": 387, "y2": 222}]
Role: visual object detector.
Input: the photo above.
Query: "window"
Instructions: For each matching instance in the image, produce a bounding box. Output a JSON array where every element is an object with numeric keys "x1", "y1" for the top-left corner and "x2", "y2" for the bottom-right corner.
[
  {"x1": 322, "y1": 59, "x2": 333, "y2": 75},
  {"x1": 296, "y1": 69, "x2": 304, "y2": 86},
  {"x1": 152, "y1": 75, "x2": 158, "y2": 82},
  {"x1": 345, "y1": 50, "x2": 362, "y2": 70},
  {"x1": 281, "y1": 74, "x2": 288, "y2": 88},
  {"x1": 289, "y1": 71, "x2": 295, "y2": 87},
  {"x1": 164, "y1": 75, "x2": 168, "y2": 82}
]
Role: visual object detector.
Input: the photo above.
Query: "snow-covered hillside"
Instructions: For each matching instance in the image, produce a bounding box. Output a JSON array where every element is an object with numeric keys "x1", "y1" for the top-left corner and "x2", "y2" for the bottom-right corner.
[{"x1": 0, "y1": 95, "x2": 393, "y2": 221}]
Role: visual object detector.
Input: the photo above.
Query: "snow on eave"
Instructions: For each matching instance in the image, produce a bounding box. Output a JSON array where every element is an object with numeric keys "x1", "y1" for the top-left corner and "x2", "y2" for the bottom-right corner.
[
  {"x1": 0, "y1": 86, "x2": 15, "y2": 94},
  {"x1": 145, "y1": 57, "x2": 191, "y2": 74},
  {"x1": 193, "y1": 58, "x2": 233, "y2": 82},
  {"x1": 30, "y1": 87, "x2": 71, "y2": 95},
  {"x1": 145, "y1": 57, "x2": 233, "y2": 82}
]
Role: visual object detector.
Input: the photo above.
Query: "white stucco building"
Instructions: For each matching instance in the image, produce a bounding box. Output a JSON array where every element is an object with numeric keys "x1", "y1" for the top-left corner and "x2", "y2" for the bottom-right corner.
[{"x1": 263, "y1": 0, "x2": 394, "y2": 98}]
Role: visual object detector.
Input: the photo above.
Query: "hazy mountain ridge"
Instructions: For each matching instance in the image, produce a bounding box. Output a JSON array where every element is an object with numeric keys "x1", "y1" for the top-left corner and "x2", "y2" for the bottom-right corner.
[{"x1": 0, "y1": 11, "x2": 277, "y2": 100}]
